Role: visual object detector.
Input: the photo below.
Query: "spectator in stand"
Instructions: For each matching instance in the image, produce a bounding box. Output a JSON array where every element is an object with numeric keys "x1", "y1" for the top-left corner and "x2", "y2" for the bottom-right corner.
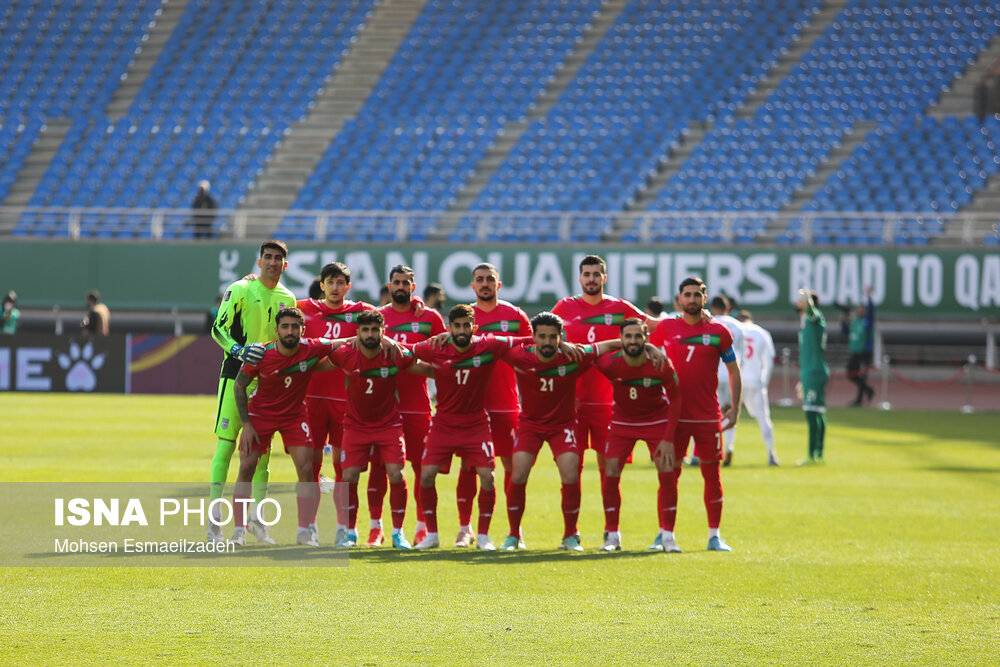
[
  {"x1": 191, "y1": 180, "x2": 218, "y2": 239},
  {"x1": 843, "y1": 287, "x2": 875, "y2": 406},
  {"x1": 1, "y1": 291, "x2": 19, "y2": 335},
  {"x1": 81, "y1": 290, "x2": 110, "y2": 335}
]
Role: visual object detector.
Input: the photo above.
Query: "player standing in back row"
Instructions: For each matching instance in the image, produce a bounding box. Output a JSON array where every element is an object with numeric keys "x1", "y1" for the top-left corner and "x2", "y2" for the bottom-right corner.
[
  {"x1": 452, "y1": 263, "x2": 533, "y2": 548},
  {"x1": 796, "y1": 288, "x2": 829, "y2": 465},
  {"x1": 650, "y1": 276, "x2": 741, "y2": 552},
  {"x1": 552, "y1": 255, "x2": 650, "y2": 482},
  {"x1": 736, "y1": 310, "x2": 779, "y2": 466},
  {"x1": 208, "y1": 239, "x2": 296, "y2": 544}
]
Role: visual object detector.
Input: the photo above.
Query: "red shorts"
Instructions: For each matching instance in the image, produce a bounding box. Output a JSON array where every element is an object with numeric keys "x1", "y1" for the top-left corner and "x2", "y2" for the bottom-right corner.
[
  {"x1": 340, "y1": 426, "x2": 406, "y2": 469},
  {"x1": 674, "y1": 421, "x2": 723, "y2": 462},
  {"x1": 401, "y1": 412, "x2": 431, "y2": 464},
  {"x1": 488, "y1": 411, "x2": 518, "y2": 458},
  {"x1": 606, "y1": 422, "x2": 668, "y2": 463},
  {"x1": 249, "y1": 413, "x2": 312, "y2": 454},
  {"x1": 575, "y1": 403, "x2": 612, "y2": 452},
  {"x1": 513, "y1": 422, "x2": 580, "y2": 460},
  {"x1": 422, "y1": 415, "x2": 495, "y2": 469},
  {"x1": 306, "y1": 397, "x2": 345, "y2": 450}
]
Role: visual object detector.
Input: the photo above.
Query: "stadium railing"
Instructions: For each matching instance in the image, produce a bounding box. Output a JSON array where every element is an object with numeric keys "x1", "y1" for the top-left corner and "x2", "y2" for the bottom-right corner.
[{"x1": 1, "y1": 207, "x2": 997, "y2": 246}]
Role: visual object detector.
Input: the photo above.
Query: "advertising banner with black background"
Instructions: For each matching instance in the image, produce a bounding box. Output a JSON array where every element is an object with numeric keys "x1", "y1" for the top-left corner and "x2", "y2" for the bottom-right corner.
[{"x1": 0, "y1": 335, "x2": 127, "y2": 393}]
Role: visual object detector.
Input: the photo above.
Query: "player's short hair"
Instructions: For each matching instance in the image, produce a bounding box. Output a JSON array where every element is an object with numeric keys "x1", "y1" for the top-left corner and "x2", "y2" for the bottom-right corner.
[
  {"x1": 472, "y1": 262, "x2": 499, "y2": 278},
  {"x1": 356, "y1": 310, "x2": 384, "y2": 328},
  {"x1": 531, "y1": 311, "x2": 564, "y2": 335},
  {"x1": 424, "y1": 283, "x2": 444, "y2": 299},
  {"x1": 678, "y1": 276, "x2": 707, "y2": 295},
  {"x1": 275, "y1": 307, "x2": 305, "y2": 326},
  {"x1": 620, "y1": 317, "x2": 647, "y2": 335},
  {"x1": 320, "y1": 262, "x2": 351, "y2": 284},
  {"x1": 388, "y1": 264, "x2": 415, "y2": 282},
  {"x1": 308, "y1": 277, "x2": 323, "y2": 300},
  {"x1": 259, "y1": 239, "x2": 288, "y2": 259},
  {"x1": 579, "y1": 254, "x2": 606, "y2": 274},
  {"x1": 86, "y1": 289, "x2": 101, "y2": 303},
  {"x1": 710, "y1": 295, "x2": 730, "y2": 312},
  {"x1": 448, "y1": 303, "x2": 475, "y2": 323},
  {"x1": 737, "y1": 309, "x2": 753, "y2": 322},
  {"x1": 646, "y1": 297, "x2": 664, "y2": 317}
]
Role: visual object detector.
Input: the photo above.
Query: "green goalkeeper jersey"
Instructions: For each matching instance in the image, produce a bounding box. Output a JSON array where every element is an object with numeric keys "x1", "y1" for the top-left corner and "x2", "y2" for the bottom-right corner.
[
  {"x1": 798, "y1": 301, "x2": 829, "y2": 380},
  {"x1": 211, "y1": 277, "x2": 296, "y2": 379}
]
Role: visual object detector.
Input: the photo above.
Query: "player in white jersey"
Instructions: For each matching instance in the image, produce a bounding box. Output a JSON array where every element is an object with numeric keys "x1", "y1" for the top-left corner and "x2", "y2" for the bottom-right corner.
[
  {"x1": 709, "y1": 296, "x2": 746, "y2": 466},
  {"x1": 736, "y1": 310, "x2": 779, "y2": 466}
]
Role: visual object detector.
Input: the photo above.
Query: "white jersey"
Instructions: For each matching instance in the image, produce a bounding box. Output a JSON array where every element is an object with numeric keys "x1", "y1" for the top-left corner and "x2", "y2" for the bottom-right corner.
[
  {"x1": 716, "y1": 314, "x2": 746, "y2": 385},
  {"x1": 740, "y1": 321, "x2": 775, "y2": 389}
]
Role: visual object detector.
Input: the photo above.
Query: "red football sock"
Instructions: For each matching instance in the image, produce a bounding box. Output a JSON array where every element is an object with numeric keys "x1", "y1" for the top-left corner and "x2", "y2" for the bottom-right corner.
[
  {"x1": 420, "y1": 484, "x2": 438, "y2": 533},
  {"x1": 700, "y1": 461, "x2": 724, "y2": 529},
  {"x1": 561, "y1": 481, "x2": 581, "y2": 538},
  {"x1": 506, "y1": 482, "x2": 527, "y2": 537},
  {"x1": 658, "y1": 470, "x2": 677, "y2": 532},
  {"x1": 411, "y1": 462, "x2": 424, "y2": 519},
  {"x1": 308, "y1": 465, "x2": 322, "y2": 525},
  {"x1": 333, "y1": 481, "x2": 347, "y2": 527},
  {"x1": 367, "y1": 461, "x2": 388, "y2": 522},
  {"x1": 456, "y1": 467, "x2": 477, "y2": 526},
  {"x1": 389, "y1": 480, "x2": 407, "y2": 530},
  {"x1": 600, "y1": 475, "x2": 621, "y2": 532},
  {"x1": 296, "y1": 493, "x2": 312, "y2": 529},
  {"x1": 347, "y1": 481, "x2": 359, "y2": 531},
  {"x1": 502, "y1": 466, "x2": 512, "y2": 499},
  {"x1": 233, "y1": 493, "x2": 250, "y2": 528},
  {"x1": 477, "y1": 486, "x2": 496, "y2": 536}
]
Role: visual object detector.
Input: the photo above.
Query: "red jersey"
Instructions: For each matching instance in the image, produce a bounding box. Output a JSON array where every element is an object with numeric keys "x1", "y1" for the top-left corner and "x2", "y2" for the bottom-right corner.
[
  {"x1": 297, "y1": 298, "x2": 376, "y2": 402},
  {"x1": 379, "y1": 303, "x2": 447, "y2": 414},
  {"x1": 473, "y1": 299, "x2": 532, "y2": 413},
  {"x1": 241, "y1": 338, "x2": 334, "y2": 418},
  {"x1": 328, "y1": 345, "x2": 416, "y2": 430},
  {"x1": 650, "y1": 317, "x2": 734, "y2": 422},
  {"x1": 551, "y1": 294, "x2": 645, "y2": 406},
  {"x1": 412, "y1": 335, "x2": 524, "y2": 423},
  {"x1": 507, "y1": 344, "x2": 599, "y2": 428},
  {"x1": 595, "y1": 350, "x2": 681, "y2": 441}
]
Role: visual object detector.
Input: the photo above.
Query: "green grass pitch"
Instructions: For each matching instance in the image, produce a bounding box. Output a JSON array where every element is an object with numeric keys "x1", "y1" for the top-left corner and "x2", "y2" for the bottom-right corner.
[{"x1": 1, "y1": 394, "x2": 998, "y2": 665}]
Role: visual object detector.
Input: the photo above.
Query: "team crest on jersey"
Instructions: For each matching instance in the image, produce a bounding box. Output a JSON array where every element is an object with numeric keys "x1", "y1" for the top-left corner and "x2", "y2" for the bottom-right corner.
[
  {"x1": 703, "y1": 334, "x2": 711, "y2": 345},
  {"x1": 500, "y1": 321, "x2": 509, "y2": 332},
  {"x1": 280, "y1": 303, "x2": 286, "y2": 309},
  {"x1": 472, "y1": 356, "x2": 482, "y2": 367},
  {"x1": 380, "y1": 367, "x2": 389, "y2": 378},
  {"x1": 345, "y1": 313, "x2": 353, "y2": 323},
  {"x1": 298, "y1": 361, "x2": 308, "y2": 372},
  {"x1": 558, "y1": 366, "x2": 567, "y2": 376},
  {"x1": 643, "y1": 377, "x2": 652, "y2": 387},
  {"x1": 604, "y1": 314, "x2": 614, "y2": 325},
  {"x1": 411, "y1": 322, "x2": 421, "y2": 333}
]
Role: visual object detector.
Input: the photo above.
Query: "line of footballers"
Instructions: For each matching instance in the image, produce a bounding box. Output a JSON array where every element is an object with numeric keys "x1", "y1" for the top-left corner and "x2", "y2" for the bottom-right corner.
[{"x1": 208, "y1": 241, "x2": 743, "y2": 552}]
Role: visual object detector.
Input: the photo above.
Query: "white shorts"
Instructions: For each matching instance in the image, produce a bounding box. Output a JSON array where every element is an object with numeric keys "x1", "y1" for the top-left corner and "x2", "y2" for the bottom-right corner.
[{"x1": 741, "y1": 386, "x2": 772, "y2": 424}]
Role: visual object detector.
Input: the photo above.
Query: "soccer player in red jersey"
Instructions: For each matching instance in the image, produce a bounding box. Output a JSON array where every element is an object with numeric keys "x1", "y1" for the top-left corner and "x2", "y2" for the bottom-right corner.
[
  {"x1": 297, "y1": 262, "x2": 422, "y2": 547},
  {"x1": 328, "y1": 310, "x2": 434, "y2": 550},
  {"x1": 594, "y1": 318, "x2": 681, "y2": 552},
  {"x1": 378, "y1": 264, "x2": 447, "y2": 546},
  {"x1": 448, "y1": 263, "x2": 534, "y2": 548},
  {"x1": 232, "y1": 307, "x2": 342, "y2": 547},
  {"x1": 502, "y1": 312, "x2": 629, "y2": 552},
  {"x1": 410, "y1": 304, "x2": 538, "y2": 550},
  {"x1": 649, "y1": 276, "x2": 742, "y2": 552},
  {"x1": 551, "y1": 255, "x2": 653, "y2": 480}
]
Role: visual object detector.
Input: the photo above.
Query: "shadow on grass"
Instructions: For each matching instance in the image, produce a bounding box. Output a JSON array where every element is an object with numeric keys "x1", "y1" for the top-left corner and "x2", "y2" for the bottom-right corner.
[{"x1": 922, "y1": 466, "x2": 1000, "y2": 474}]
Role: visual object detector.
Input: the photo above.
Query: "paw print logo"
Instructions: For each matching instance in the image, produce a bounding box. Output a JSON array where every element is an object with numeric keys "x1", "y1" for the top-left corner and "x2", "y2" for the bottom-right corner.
[{"x1": 58, "y1": 340, "x2": 106, "y2": 392}]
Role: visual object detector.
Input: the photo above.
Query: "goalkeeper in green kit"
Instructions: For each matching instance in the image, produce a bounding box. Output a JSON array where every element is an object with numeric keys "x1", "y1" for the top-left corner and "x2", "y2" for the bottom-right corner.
[
  {"x1": 796, "y1": 288, "x2": 829, "y2": 466},
  {"x1": 207, "y1": 240, "x2": 296, "y2": 542}
]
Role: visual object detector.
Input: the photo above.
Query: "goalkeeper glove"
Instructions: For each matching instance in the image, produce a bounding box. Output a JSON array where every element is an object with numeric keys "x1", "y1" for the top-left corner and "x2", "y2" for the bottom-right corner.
[{"x1": 231, "y1": 343, "x2": 265, "y2": 365}]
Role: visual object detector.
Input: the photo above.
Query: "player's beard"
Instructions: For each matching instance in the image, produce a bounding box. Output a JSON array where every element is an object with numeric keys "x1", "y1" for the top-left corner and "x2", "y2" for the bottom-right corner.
[
  {"x1": 623, "y1": 342, "x2": 644, "y2": 358},
  {"x1": 391, "y1": 290, "x2": 410, "y2": 305},
  {"x1": 452, "y1": 333, "x2": 472, "y2": 348},
  {"x1": 538, "y1": 344, "x2": 557, "y2": 359},
  {"x1": 683, "y1": 302, "x2": 702, "y2": 316},
  {"x1": 477, "y1": 288, "x2": 495, "y2": 301},
  {"x1": 279, "y1": 334, "x2": 299, "y2": 350},
  {"x1": 360, "y1": 336, "x2": 381, "y2": 350},
  {"x1": 582, "y1": 282, "x2": 602, "y2": 296}
]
